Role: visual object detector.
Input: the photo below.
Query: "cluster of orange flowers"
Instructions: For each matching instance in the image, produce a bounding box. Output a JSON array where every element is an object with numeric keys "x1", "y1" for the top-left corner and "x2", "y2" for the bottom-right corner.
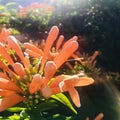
[
  {"x1": 18, "y1": 2, "x2": 53, "y2": 17},
  {"x1": 0, "y1": 26, "x2": 94, "y2": 113}
]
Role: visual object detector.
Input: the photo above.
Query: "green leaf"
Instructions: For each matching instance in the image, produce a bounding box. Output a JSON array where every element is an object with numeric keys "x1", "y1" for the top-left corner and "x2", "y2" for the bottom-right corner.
[
  {"x1": 51, "y1": 93, "x2": 77, "y2": 114},
  {"x1": 8, "y1": 114, "x2": 20, "y2": 120},
  {"x1": 35, "y1": 99, "x2": 59, "y2": 112},
  {"x1": 7, "y1": 107, "x2": 26, "y2": 112}
]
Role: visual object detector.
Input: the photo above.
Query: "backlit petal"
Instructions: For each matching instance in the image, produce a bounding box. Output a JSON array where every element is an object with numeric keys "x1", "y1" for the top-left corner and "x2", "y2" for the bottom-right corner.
[
  {"x1": 0, "y1": 60, "x2": 15, "y2": 75},
  {"x1": 0, "y1": 94, "x2": 24, "y2": 112},
  {"x1": 64, "y1": 77, "x2": 94, "y2": 87},
  {"x1": 94, "y1": 113, "x2": 104, "y2": 120},
  {"x1": 0, "y1": 45, "x2": 14, "y2": 66},
  {"x1": 49, "y1": 75, "x2": 66, "y2": 87},
  {"x1": 29, "y1": 74, "x2": 43, "y2": 94},
  {"x1": 25, "y1": 49, "x2": 42, "y2": 58},
  {"x1": 41, "y1": 86, "x2": 52, "y2": 98},
  {"x1": 13, "y1": 62, "x2": 26, "y2": 77},
  {"x1": 40, "y1": 26, "x2": 59, "y2": 72},
  {"x1": 0, "y1": 89, "x2": 16, "y2": 96},
  {"x1": 68, "y1": 87, "x2": 81, "y2": 107},
  {"x1": 54, "y1": 40, "x2": 78, "y2": 69},
  {"x1": 7, "y1": 36, "x2": 29, "y2": 68},
  {"x1": 0, "y1": 78, "x2": 23, "y2": 93},
  {"x1": 44, "y1": 61, "x2": 57, "y2": 85},
  {"x1": 56, "y1": 35, "x2": 64, "y2": 51},
  {"x1": 0, "y1": 72, "x2": 10, "y2": 80},
  {"x1": 24, "y1": 43, "x2": 43, "y2": 56},
  {"x1": 62, "y1": 36, "x2": 78, "y2": 49}
]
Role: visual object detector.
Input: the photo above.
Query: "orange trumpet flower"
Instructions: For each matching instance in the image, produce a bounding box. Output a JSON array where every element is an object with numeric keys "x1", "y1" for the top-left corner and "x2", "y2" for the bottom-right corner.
[{"x1": 0, "y1": 78, "x2": 24, "y2": 112}]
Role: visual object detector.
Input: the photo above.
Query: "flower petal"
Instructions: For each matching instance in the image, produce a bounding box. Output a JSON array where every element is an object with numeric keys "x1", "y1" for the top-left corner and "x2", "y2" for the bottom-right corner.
[
  {"x1": 44, "y1": 61, "x2": 57, "y2": 85},
  {"x1": 68, "y1": 87, "x2": 81, "y2": 107},
  {"x1": 25, "y1": 49, "x2": 42, "y2": 58},
  {"x1": 0, "y1": 72, "x2": 10, "y2": 80},
  {"x1": 56, "y1": 35, "x2": 64, "y2": 51},
  {"x1": 62, "y1": 36, "x2": 78, "y2": 49},
  {"x1": 94, "y1": 113, "x2": 104, "y2": 120},
  {"x1": 0, "y1": 60, "x2": 15, "y2": 75},
  {"x1": 13, "y1": 62, "x2": 26, "y2": 77},
  {"x1": 0, "y1": 78, "x2": 23, "y2": 93},
  {"x1": 41, "y1": 86, "x2": 52, "y2": 98},
  {"x1": 7, "y1": 36, "x2": 29, "y2": 68},
  {"x1": 40, "y1": 26, "x2": 59, "y2": 72},
  {"x1": 0, "y1": 94, "x2": 24, "y2": 112},
  {"x1": 0, "y1": 89, "x2": 16, "y2": 96},
  {"x1": 50, "y1": 75, "x2": 77, "y2": 87},
  {"x1": 0, "y1": 27, "x2": 11, "y2": 43},
  {"x1": 54, "y1": 40, "x2": 78, "y2": 69},
  {"x1": 64, "y1": 77, "x2": 94, "y2": 87},
  {"x1": 0, "y1": 45, "x2": 14, "y2": 66},
  {"x1": 24, "y1": 42, "x2": 43, "y2": 56},
  {"x1": 29, "y1": 74, "x2": 43, "y2": 94}
]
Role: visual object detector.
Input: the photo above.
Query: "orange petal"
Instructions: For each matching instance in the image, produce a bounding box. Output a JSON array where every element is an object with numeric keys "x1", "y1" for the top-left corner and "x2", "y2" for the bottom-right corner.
[
  {"x1": 62, "y1": 36, "x2": 78, "y2": 49},
  {"x1": 71, "y1": 54, "x2": 83, "y2": 64},
  {"x1": 64, "y1": 77, "x2": 94, "y2": 87},
  {"x1": 0, "y1": 89, "x2": 16, "y2": 96},
  {"x1": 13, "y1": 62, "x2": 26, "y2": 77},
  {"x1": 41, "y1": 86, "x2": 52, "y2": 98},
  {"x1": 25, "y1": 49, "x2": 42, "y2": 58},
  {"x1": 29, "y1": 74, "x2": 43, "y2": 94},
  {"x1": 50, "y1": 87, "x2": 61, "y2": 95},
  {"x1": 94, "y1": 113, "x2": 104, "y2": 120},
  {"x1": 7, "y1": 36, "x2": 29, "y2": 68},
  {"x1": 50, "y1": 75, "x2": 68, "y2": 87},
  {"x1": 0, "y1": 78, "x2": 23, "y2": 93},
  {"x1": 68, "y1": 87, "x2": 81, "y2": 107},
  {"x1": 0, "y1": 94, "x2": 24, "y2": 112},
  {"x1": 0, "y1": 28, "x2": 11, "y2": 43},
  {"x1": 0, "y1": 72, "x2": 10, "y2": 80},
  {"x1": 56, "y1": 35, "x2": 64, "y2": 51},
  {"x1": 0, "y1": 60, "x2": 15, "y2": 75},
  {"x1": 44, "y1": 61, "x2": 57, "y2": 85},
  {"x1": 24, "y1": 42, "x2": 43, "y2": 56},
  {"x1": 54, "y1": 40, "x2": 78, "y2": 69},
  {"x1": 0, "y1": 45, "x2": 14, "y2": 66},
  {"x1": 40, "y1": 26, "x2": 59, "y2": 72},
  {"x1": 90, "y1": 51, "x2": 100, "y2": 64}
]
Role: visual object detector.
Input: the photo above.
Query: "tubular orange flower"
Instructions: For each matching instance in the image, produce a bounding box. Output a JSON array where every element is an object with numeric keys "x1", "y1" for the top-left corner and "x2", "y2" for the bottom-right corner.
[
  {"x1": 56, "y1": 35, "x2": 64, "y2": 51},
  {"x1": 0, "y1": 94, "x2": 24, "y2": 112},
  {"x1": 25, "y1": 49, "x2": 42, "y2": 58},
  {"x1": 24, "y1": 42, "x2": 43, "y2": 56},
  {"x1": 0, "y1": 60, "x2": 15, "y2": 75},
  {"x1": 13, "y1": 62, "x2": 26, "y2": 77},
  {"x1": 29, "y1": 74, "x2": 43, "y2": 94},
  {"x1": 40, "y1": 26, "x2": 59, "y2": 72},
  {"x1": 0, "y1": 27, "x2": 11, "y2": 43},
  {"x1": 0, "y1": 25, "x2": 95, "y2": 113},
  {"x1": 54, "y1": 40, "x2": 78, "y2": 69},
  {"x1": 0, "y1": 78, "x2": 24, "y2": 112},
  {"x1": 94, "y1": 113, "x2": 104, "y2": 120},
  {"x1": 49, "y1": 74, "x2": 94, "y2": 107},
  {"x1": 44, "y1": 61, "x2": 57, "y2": 85},
  {"x1": 0, "y1": 89, "x2": 16, "y2": 96},
  {"x1": 0, "y1": 45, "x2": 14, "y2": 66},
  {"x1": 0, "y1": 78, "x2": 23, "y2": 93},
  {"x1": 23, "y1": 26, "x2": 79, "y2": 71},
  {"x1": 7, "y1": 36, "x2": 29, "y2": 68},
  {"x1": 0, "y1": 72, "x2": 10, "y2": 80}
]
